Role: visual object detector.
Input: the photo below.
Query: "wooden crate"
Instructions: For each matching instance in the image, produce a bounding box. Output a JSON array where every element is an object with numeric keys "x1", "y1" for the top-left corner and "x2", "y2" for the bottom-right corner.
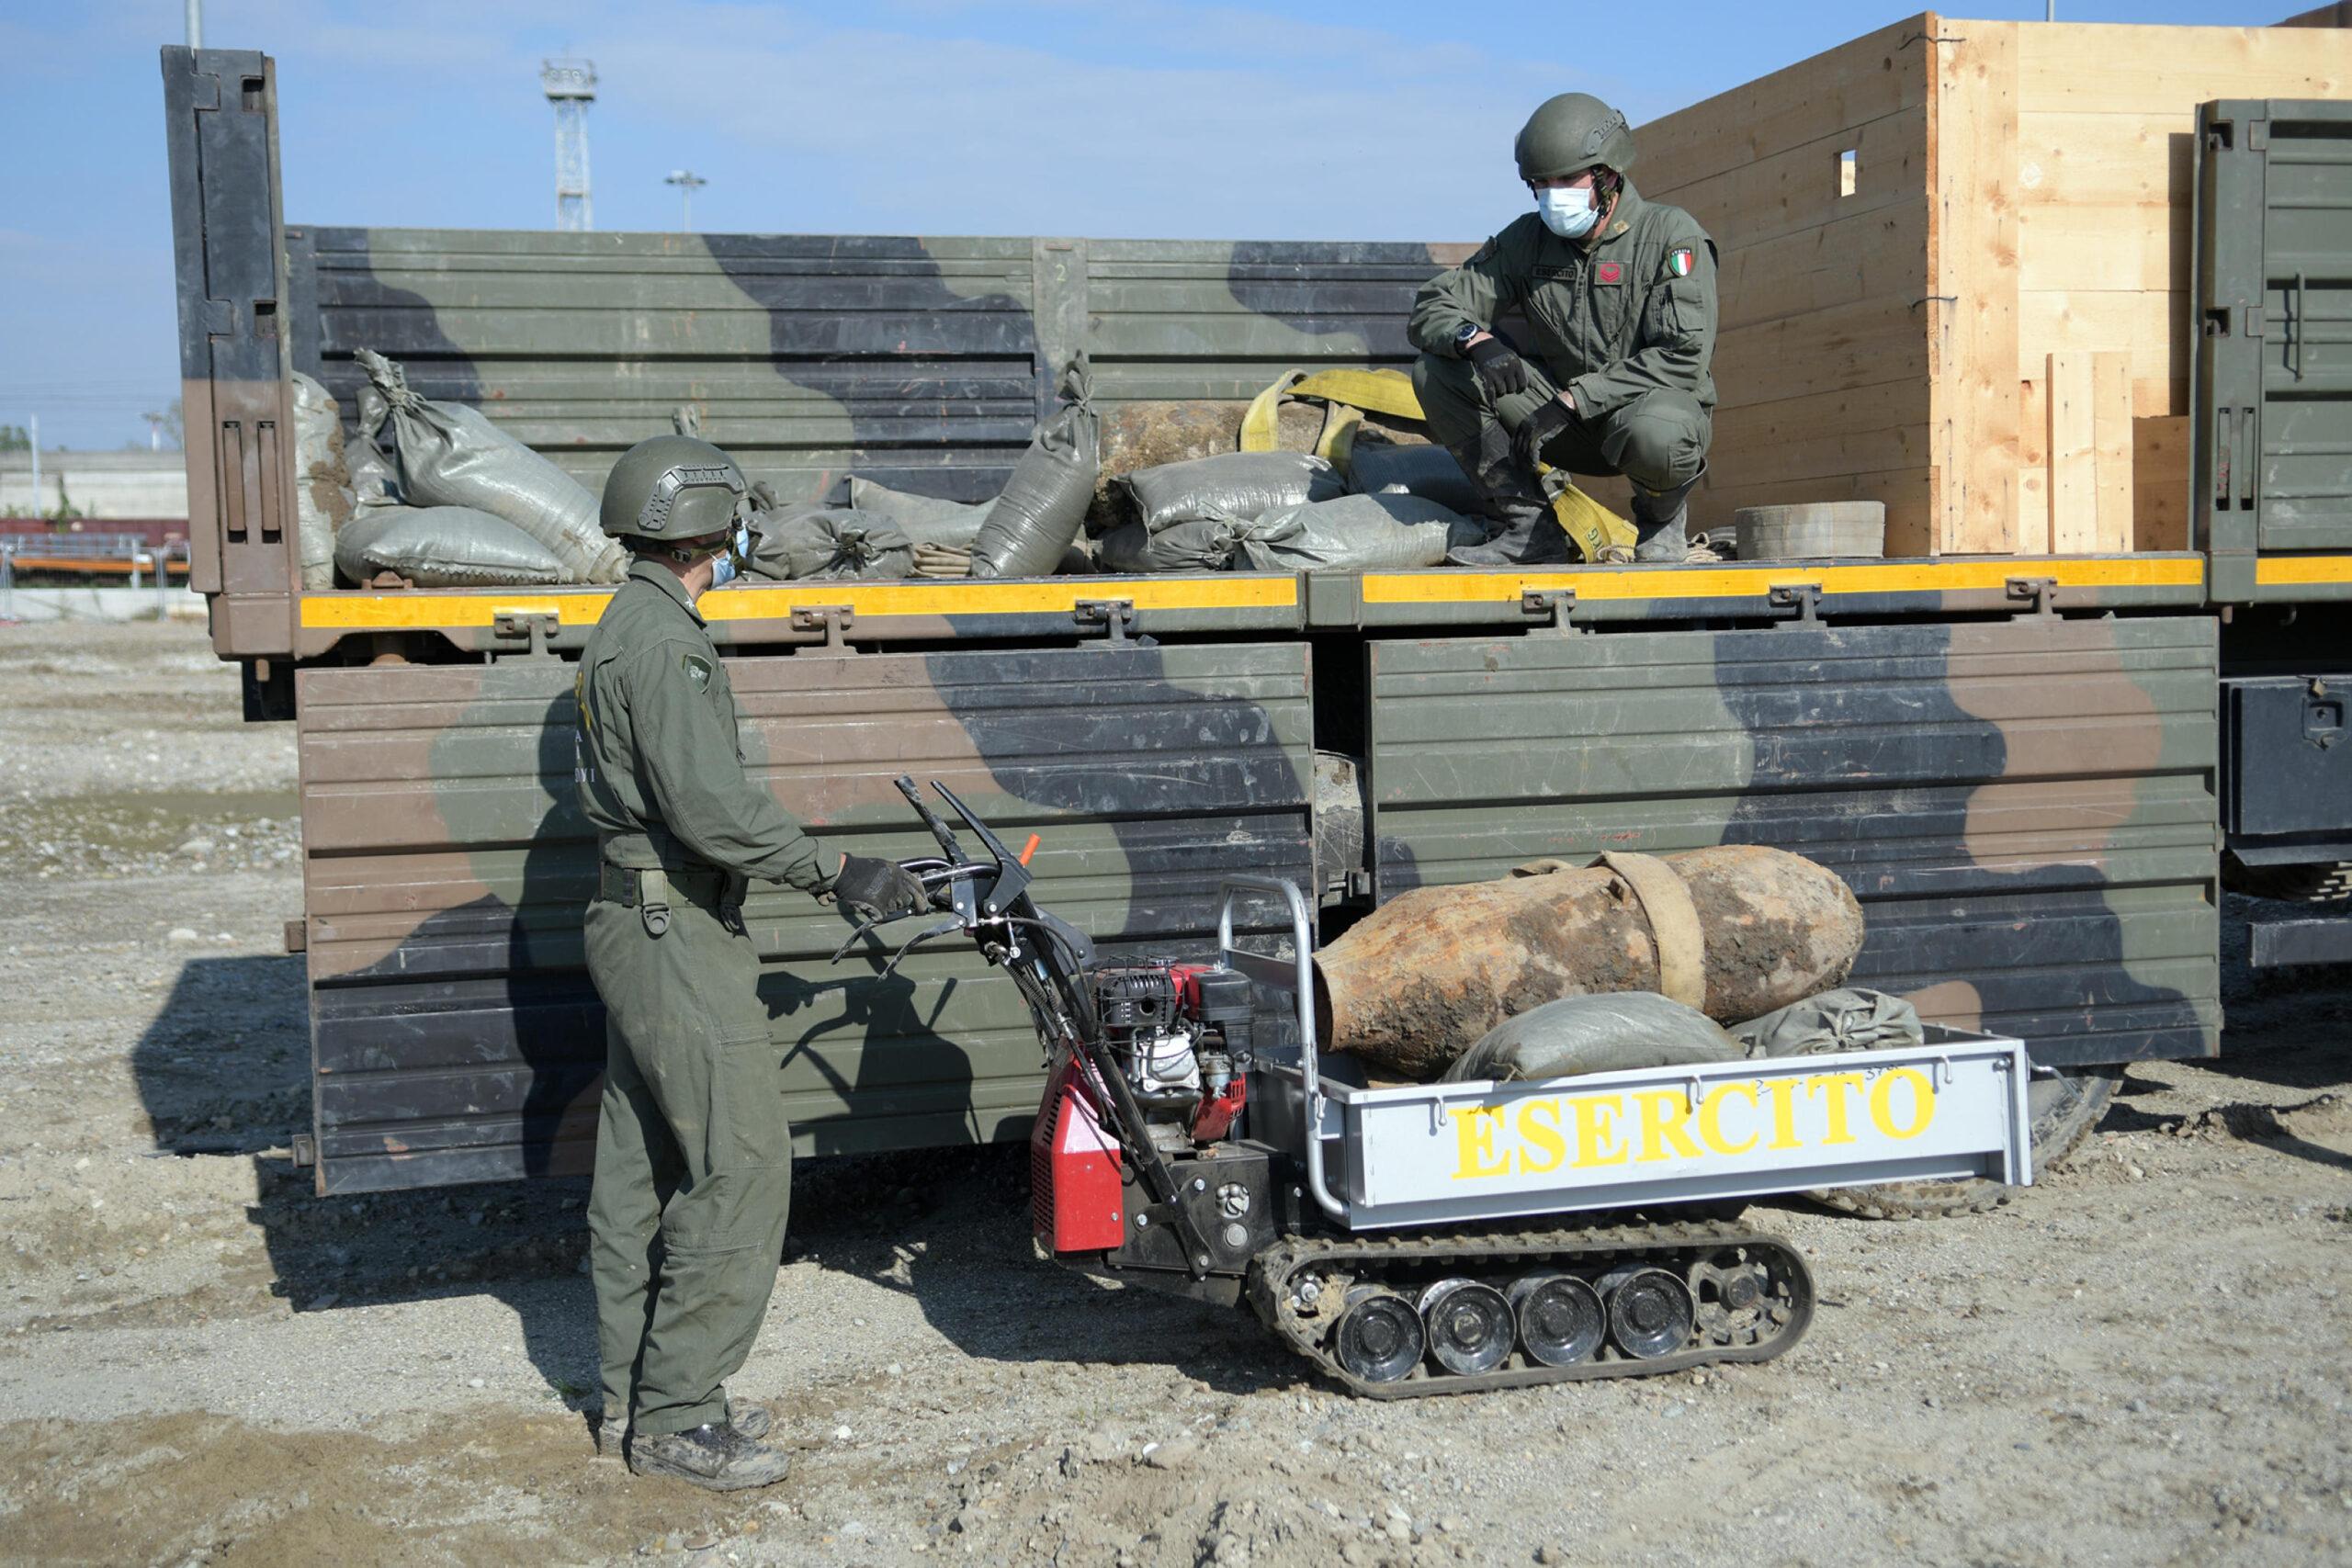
[{"x1": 1611, "y1": 13, "x2": 2352, "y2": 556}]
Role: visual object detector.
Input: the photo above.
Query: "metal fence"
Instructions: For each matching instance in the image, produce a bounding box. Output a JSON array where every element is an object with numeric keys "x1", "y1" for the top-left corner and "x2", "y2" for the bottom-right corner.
[{"x1": 0, "y1": 536, "x2": 190, "y2": 620}]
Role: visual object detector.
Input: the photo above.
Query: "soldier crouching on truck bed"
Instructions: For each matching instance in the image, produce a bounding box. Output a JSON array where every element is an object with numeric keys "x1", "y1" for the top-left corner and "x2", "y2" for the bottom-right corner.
[
  {"x1": 572, "y1": 434, "x2": 928, "y2": 1492},
  {"x1": 1409, "y1": 92, "x2": 1720, "y2": 566}
]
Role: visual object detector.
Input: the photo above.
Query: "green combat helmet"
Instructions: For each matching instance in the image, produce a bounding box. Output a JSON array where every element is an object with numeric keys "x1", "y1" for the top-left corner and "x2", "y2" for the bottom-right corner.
[
  {"x1": 599, "y1": 434, "x2": 747, "y2": 546},
  {"x1": 1514, "y1": 93, "x2": 1636, "y2": 183}
]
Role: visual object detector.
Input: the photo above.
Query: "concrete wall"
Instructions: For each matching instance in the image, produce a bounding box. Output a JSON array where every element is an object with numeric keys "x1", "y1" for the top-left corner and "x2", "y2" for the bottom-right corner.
[
  {"x1": 0, "y1": 453, "x2": 189, "y2": 520},
  {"x1": 0, "y1": 583, "x2": 207, "y2": 624}
]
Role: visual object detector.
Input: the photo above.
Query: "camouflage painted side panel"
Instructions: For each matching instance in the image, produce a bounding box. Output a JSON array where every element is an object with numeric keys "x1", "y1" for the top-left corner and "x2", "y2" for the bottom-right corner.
[
  {"x1": 293, "y1": 227, "x2": 1473, "y2": 509},
  {"x1": 294, "y1": 643, "x2": 1312, "y2": 1194},
  {"x1": 304, "y1": 228, "x2": 1044, "y2": 504},
  {"x1": 1364, "y1": 615, "x2": 2220, "y2": 1066}
]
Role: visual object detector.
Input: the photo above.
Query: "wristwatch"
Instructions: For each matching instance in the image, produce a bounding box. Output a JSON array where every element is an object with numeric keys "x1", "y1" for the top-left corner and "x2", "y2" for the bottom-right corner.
[{"x1": 1453, "y1": 321, "x2": 1484, "y2": 352}]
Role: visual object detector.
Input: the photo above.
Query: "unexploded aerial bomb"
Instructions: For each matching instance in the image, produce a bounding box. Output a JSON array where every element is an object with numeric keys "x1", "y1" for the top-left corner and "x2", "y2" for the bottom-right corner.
[{"x1": 1314, "y1": 845, "x2": 1866, "y2": 1080}]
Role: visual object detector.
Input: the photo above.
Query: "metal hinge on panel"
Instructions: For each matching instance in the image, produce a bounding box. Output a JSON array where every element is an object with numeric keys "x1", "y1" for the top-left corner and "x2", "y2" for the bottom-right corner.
[
  {"x1": 2006, "y1": 577, "x2": 2059, "y2": 619},
  {"x1": 290, "y1": 1134, "x2": 316, "y2": 1169},
  {"x1": 1519, "y1": 588, "x2": 1577, "y2": 633},
  {"x1": 1075, "y1": 598, "x2": 1138, "y2": 644},
  {"x1": 491, "y1": 611, "x2": 560, "y2": 658},
  {"x1": 790, "y1": 605, "x2": 855, "y2": 651},
  {"x1": 1769, "y1": 582, "x2": 1824, "y2": 625}
]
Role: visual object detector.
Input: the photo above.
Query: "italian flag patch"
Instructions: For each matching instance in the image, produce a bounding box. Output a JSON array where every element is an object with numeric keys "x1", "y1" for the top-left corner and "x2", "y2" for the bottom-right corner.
[{"x1": 1666, "y1": 247, "x2": 1696, "y2": 277}]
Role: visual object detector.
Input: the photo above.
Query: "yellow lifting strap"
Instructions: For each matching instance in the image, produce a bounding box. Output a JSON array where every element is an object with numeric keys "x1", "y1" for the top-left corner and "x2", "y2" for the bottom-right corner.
[
  {"x1": 1544, "y1": 471, "x2": 1639, "y2": 563},
  {"x1": 1238, "y1": 368, "x2": 1426, "y2": 464}
]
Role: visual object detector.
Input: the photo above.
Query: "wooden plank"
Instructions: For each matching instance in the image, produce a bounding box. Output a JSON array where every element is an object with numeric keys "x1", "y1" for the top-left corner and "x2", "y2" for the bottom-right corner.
[
  {"x1": 2018, "y1": 376, "x2": 2051, "y2": 555},
  {"x1": 2132, "y1": 414, "x2": 2191, "y2": 551},
  {"x1": 2091, "y1": 350, "x2": 2134, "y2": 553},
  {"x1": 1707, "y1": 378, "x2": 1934, "y2": 484},
  {"x1": 2017, "y1": 290, "x2": 2187, "y2": 393},
  {"x1": 2018, "y1": 203, "x2": 2187, "y2": 295},
  {"x1": 2017, "y1": 23, "x2": 2352, "y2": 116},
  {"x1": 1712, "y1": 293, "x2": 1928, "y2": 405},
  {"x1": 2015, "y1": 111, "x2": 2191, "y2": 210},
  {"x1": 1716, "y1": 202, "x2": 1928, "y2": 333},
  {"x1": 1928, "y1": 21, "x2": 2023, "y2": 554},
  {"x1": 1662, "y1": 105, "x2": 1928, "y2": 255},
  {"x1": 1636, "y1": 14, "x2": 1934, "y2": 194},
  {"x1": 2048, "y1": 350, "x2": 2098, "y2": 552}
]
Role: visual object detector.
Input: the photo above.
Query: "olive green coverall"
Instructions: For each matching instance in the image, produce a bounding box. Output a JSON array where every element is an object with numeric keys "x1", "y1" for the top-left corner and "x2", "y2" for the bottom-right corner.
[
  {"x1": 573, "y1": 559, "x2": 831, "y2": 1439},
  {"x1": 1408, "y1": 182, "x2": 1719, "y2": 513}
]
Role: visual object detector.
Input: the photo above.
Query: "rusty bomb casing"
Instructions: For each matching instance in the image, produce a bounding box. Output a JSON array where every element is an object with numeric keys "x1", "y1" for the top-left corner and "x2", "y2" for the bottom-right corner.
[{"x1": 1315, "y1": 846, "x2": 1865, "y2": 1080}]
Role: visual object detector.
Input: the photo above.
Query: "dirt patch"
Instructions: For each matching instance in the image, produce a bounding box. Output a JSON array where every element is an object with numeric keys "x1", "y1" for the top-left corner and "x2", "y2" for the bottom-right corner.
[{"x1": 2, "y1": 622, "x2": 2351, "y2": 1567}]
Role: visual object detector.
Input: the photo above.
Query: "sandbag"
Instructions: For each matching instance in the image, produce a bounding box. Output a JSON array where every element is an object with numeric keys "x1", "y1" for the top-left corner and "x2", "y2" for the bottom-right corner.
[
  {"x1": 356, "y1": 348, "x2": 622, "y2": 584},
  {"x1": 1441, "y1": 993, "x2": 1744, "y2": 1084},
  {"x1": 1238, "y1": 493, "x2": 1484, "y2": 573},
  {"x1": 334, "y1": 506, "x2": 566, "y2": 589},
  {"x1": 1098, "y1": 516, "x2": 1246, "y2": 574},
  {"x1": 1124, "y1": 451, "x2": 1343, "y2": 530},
  {"x1": 971, "y1": 360, "x2": 1097, "y2": 579},
  {"x1": 1316, "y1": 844, "x2": 1866, "y2": 1079},
  {"x1": 1347, "y1": 439, "x2": 1485, "y2": 515},
  {"x1": 345, "y1": 385, "x2": 401, "y2": 511},
  {"x1": 1734, "y1": 987, "x2": 1924, "y2": 1059},
  {"x1": 847, "y1": 477, "x2": 992, "y2": 551},
  {"x1": 749, "y1": 508, "x2": 912, "y2": 581},
  {"x1": 289, "y1": 372, "x2": 350, "y2": 589}
]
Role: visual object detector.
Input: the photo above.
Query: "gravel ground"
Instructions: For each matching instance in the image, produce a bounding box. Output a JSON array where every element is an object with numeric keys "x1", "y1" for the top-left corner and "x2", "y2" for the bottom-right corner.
[{"x1": 0, "y1": 619, "x2": 2346, "y2": 1568}]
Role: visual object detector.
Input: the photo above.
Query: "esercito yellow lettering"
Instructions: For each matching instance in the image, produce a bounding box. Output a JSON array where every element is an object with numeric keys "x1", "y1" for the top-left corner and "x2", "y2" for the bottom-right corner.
[
  {"x1": 1632, "y1": 1089, "x2": 1702, "y2": 1161},
  {"x1": 1698, "y1": 1082, "x2": 1760, "y2": 1156},
  {"x1": 1806, "y1": 1072, "x2": 1868, "y2": 1145},
  {"x1": 1571, "y1": 1095, "x2": 1630, "y2": 1168},
  {"x1": 1868, "y1": 1067, "x2": 1935, "y2": 1139},
  {"x1": 1449, "y1": 1107, "x2": 1513, "y2": 1180},
  {"x1": 1760, "y1": 1077, "x2": 1804, "y2": 1151},
  {"x1": 1516, "y1": 1100, "x2": 1567, "y2": 1174}
]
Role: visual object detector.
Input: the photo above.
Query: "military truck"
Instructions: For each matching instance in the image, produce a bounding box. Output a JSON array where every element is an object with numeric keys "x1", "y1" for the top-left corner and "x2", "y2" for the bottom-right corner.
[{"x1": 158, "y1": 15, "x2": 2350, "y2": 1204}]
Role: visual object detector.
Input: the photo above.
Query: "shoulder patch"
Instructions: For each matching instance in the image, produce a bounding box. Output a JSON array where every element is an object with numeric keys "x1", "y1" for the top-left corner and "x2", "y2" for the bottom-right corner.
[
  {"x1": 1666, "y1": 247, "x2": 1697, "y2": 278},
  {"x1": 680, "y1": 652, "x2": 713, "y2": 692}
]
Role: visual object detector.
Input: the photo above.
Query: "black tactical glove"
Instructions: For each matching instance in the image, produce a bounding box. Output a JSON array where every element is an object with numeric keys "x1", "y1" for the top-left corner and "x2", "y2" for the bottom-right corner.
[
  {"x1": 1467, "y1": 334, "x2": 1533, "y2": 400},
  {"x1": 831, "y1": 853, "x2": 929, "y2": 922},
  {"x1": 1510, "y1": 395, "x2": 1574, "y2": 478}
]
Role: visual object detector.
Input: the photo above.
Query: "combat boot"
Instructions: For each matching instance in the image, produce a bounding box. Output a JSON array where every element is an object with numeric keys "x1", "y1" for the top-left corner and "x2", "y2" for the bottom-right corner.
[
  {"x1": 1630, "y1": 470, "x2": 1705, "y2": 562},
  {"x1": 1446, "y1": 501, "x2": 1574, "y2": 567},
  {"x1": 593, "y1": 1397, "x2": 771, "y2": 1460},
  {"x1": 626, "y1": 1420, "x2": 793, "y2": 1491}
]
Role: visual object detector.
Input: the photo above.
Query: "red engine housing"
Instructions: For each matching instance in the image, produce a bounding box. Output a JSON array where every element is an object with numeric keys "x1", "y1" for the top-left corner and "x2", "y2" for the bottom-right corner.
[{"x1": 1028, "y1": 1056, "x2": 1125, "y2": 1254}]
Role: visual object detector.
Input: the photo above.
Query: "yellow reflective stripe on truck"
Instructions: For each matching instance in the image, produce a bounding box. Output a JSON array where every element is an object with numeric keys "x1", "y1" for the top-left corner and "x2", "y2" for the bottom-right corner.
[
  {"x1": 2254, "y1": 554, "x2": 2352, "y2": 587},
  {"x1": 1360, "y1": 555, "x2": 2207, "y2": 604},
  {"x1": 298, "y1": 575, "x2": 1300, "y2": 629}
]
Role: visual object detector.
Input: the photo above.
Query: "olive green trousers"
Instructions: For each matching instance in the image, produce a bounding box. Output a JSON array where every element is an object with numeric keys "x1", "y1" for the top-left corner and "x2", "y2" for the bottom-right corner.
[
  {"x1": 1412, "y1": 349, "x2": 1711, "y2": 509},
  {"x1": 584, "y1": 875, "x2": 792, "y2": 1439}
]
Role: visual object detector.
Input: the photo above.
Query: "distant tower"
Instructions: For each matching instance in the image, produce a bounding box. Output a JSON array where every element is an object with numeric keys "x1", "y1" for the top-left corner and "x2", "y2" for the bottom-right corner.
[{"x1": 539, "y1": 59, "x2": 596, "y2": 231}]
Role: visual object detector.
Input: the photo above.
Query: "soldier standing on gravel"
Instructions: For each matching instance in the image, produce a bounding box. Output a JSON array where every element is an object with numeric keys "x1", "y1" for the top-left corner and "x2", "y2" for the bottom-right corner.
[
  {"x1": 1409, "y1": 92, "x2": 1720, "y2": 565},
  {"x1": 573, "y1": 434, "x2": 926, "y2": 1492}
]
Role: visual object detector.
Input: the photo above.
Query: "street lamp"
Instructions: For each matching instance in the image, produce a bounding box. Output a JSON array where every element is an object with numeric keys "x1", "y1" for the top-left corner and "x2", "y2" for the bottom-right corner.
[{"x1": 664, "y1": 170, "x2": 707, "y2": 232}]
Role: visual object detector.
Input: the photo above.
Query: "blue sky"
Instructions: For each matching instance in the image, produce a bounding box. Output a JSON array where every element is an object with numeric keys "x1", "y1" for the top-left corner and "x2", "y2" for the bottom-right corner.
[{"x1": 0, "y1": 0, "x2": 2287, "y2": 448}]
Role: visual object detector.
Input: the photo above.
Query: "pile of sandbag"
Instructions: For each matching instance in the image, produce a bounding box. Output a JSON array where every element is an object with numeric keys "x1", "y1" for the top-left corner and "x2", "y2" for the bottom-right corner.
[
  {"x1": 313, "y1": 351, "x2": 627, "y2": 589},
  {"x1": 1091, "y1": 439, "x2": 1495, "y2": 576}
]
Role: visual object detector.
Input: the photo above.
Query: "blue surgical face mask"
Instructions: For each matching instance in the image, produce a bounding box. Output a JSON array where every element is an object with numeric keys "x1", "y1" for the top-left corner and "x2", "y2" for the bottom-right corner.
[
  {"x1": 1535, "y1": 185, "x2": 1598, "y2": 240},
  {"x1": 707, "y1": 525, "x2": 749, "y2": 589}
]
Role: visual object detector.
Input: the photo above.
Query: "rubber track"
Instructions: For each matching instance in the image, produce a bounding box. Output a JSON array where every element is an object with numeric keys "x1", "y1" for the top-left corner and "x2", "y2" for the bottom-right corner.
[{"x1": 1246, "y1": 1218, "x2": 1814, "y2": 1400}]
